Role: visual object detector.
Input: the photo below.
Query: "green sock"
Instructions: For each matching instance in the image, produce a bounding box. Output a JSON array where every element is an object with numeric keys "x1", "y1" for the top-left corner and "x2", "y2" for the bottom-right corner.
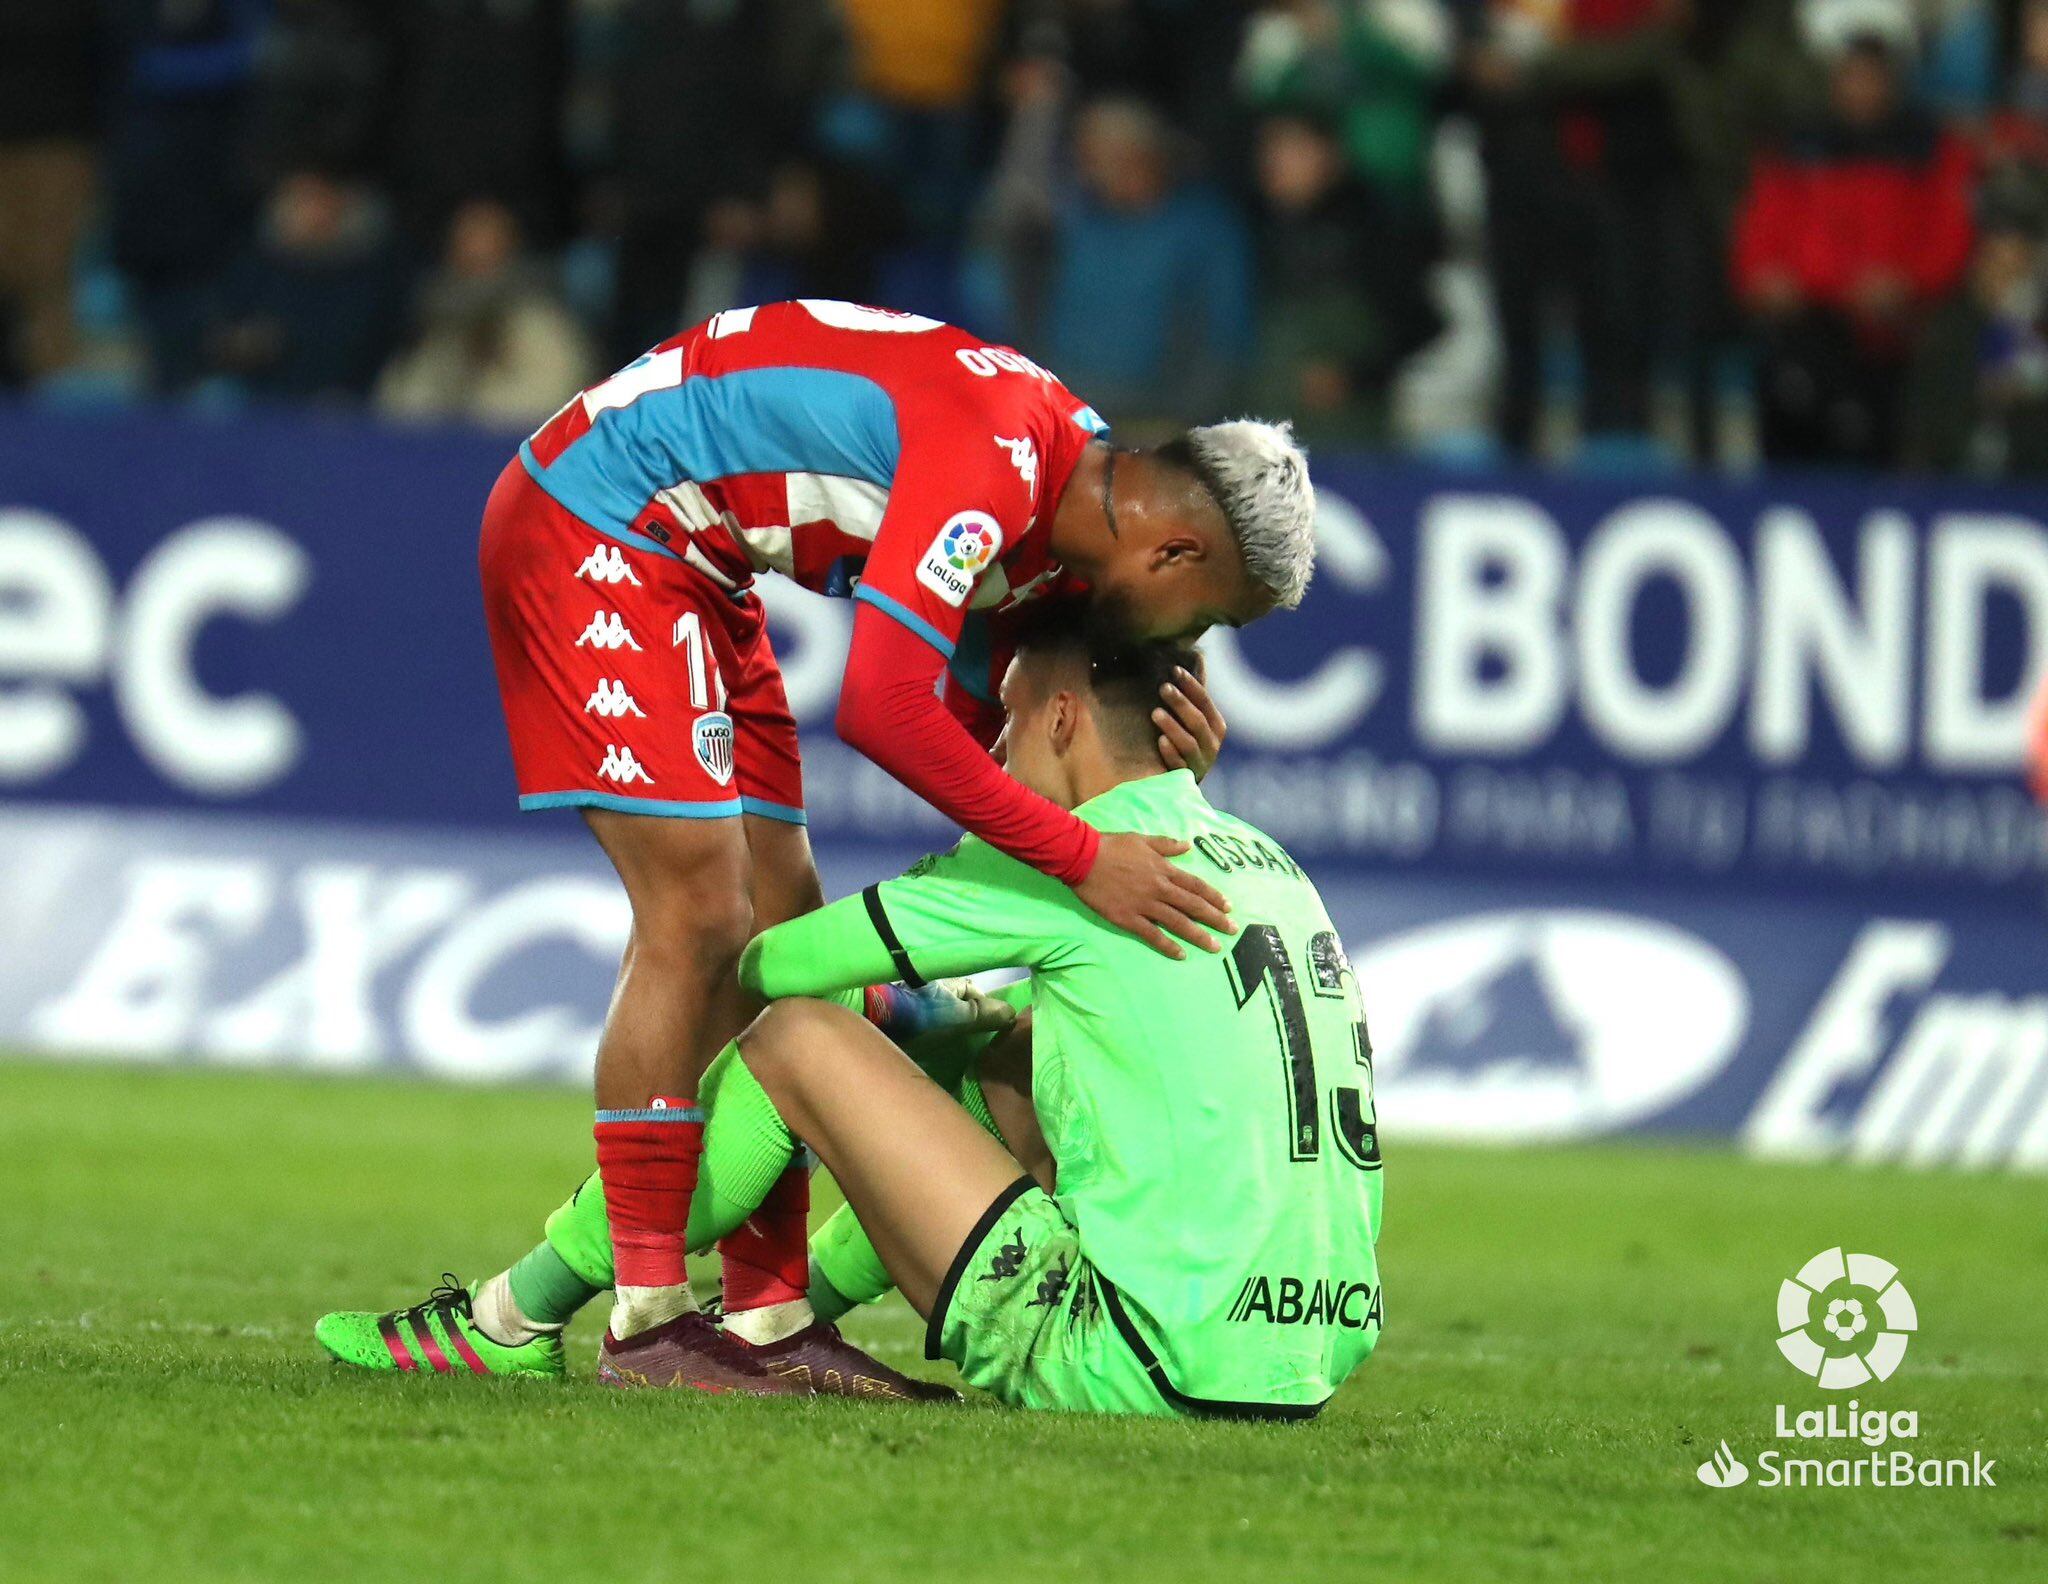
[
  {"x1": 541, "y1": 1171, "x2": 613, "y2": 1287},
  {"x1": 807, "y1": 1200, "x2": 890, "y2": 1320},
  {"x1": 508, "y1": 1240, "x2": 601, "y2": 1329},
  {"x1": 486, "y1": 1170, "x2": 611, "y2": 1329},
  {"x1": 692, "y1": 1037, "x2": 801, "y2": 1243}
]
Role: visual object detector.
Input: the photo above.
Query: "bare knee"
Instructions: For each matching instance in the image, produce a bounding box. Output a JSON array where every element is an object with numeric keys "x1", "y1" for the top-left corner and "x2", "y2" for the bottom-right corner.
[{"x1": 631, "y1": 884, "x2": 755, "y2": 975}]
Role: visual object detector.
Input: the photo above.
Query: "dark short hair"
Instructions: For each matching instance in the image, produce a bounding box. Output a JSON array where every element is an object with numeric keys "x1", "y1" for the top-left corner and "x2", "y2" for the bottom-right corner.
[{"x1": 1011, "y1": 601, "x2": 1201, "y2": 762}]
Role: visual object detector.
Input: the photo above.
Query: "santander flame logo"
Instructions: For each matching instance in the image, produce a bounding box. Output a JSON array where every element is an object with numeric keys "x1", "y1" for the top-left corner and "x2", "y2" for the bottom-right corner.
[{"x1": 1695, "y1": 1441, "x2": 1749, "y2": 1488}]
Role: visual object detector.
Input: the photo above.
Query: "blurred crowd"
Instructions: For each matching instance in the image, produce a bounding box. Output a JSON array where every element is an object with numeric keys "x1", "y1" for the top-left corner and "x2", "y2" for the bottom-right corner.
[{"x1": 8, "y1": 0, "x2": 2048, "y2": 474}]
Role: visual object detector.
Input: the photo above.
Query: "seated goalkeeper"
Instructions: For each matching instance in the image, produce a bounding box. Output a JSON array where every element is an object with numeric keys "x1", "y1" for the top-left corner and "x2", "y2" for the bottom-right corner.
[
  {"x1": 321, "y1": 611, "x2": 1384, "y2": 1415},
  {"x1": 697, "y1": 610, "x2": 1384, "y2": 1417}
]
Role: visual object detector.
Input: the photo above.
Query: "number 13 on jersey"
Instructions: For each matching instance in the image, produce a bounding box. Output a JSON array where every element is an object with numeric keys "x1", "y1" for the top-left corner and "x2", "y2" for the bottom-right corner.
[{"x1": 1227, "y1": 924, "x2": 1381, "y2": 1170}]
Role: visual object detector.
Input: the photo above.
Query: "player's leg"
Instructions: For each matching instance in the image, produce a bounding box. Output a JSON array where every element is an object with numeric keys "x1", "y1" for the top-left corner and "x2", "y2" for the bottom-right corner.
[
  {"x1": 314, "y1": 1021, "x2": 1021, "y2": 1377},
  {"x1": 575, "y1": 1026, "x2": 955, "y2": 1399},
  {"x1": 582, "y1": 803, "x2": 754, "y2": 1325},
  {"x1": 707, "y1": 606, "x2": 829, "y2": 1345},
  {"x1": 735, "y1": 1000, "x2": 1029, "y2": 1318},
  {"x1": 489, "y1": 814, "x2": 822, "y2": 1351},
  {"x1": 806, "y1": 983, "x2": 1038, "y2": 1317},
  {"x1": 738, "y1": 1000, "x2": 1164, "y2": 1414},
  {"x1": 715, "y1": 809, "x2": 825, "y2": 1346},
  {"x1": 320, "y1": 809, "x2": 828, "y2": 1368},
  {"x1": 806, "y1": 1055, "x2": 1037, "y2": 1322},
  {"x1": 475, "y1": 467, "x2": 788, "y2": 1390}
]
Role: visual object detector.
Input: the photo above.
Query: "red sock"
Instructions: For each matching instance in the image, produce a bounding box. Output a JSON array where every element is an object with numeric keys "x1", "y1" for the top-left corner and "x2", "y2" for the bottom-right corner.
[
  {"x1": 719, "y1": 1164, "x2": 810, "y2": 1313},
  {"x1": 594, "y1": 1098, "x2": 702, "y2": 1289}
]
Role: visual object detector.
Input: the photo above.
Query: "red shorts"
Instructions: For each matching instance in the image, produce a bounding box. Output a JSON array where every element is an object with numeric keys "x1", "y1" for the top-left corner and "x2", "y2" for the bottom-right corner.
[{"x1": 479, "y1": 458, "x2": 805, "y2": 823}]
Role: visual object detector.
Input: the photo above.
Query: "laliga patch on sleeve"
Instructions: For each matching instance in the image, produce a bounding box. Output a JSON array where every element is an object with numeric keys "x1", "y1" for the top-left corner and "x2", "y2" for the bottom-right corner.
[{"x1": 917, "y1": 512, "x2": 1004, "y2": 608}]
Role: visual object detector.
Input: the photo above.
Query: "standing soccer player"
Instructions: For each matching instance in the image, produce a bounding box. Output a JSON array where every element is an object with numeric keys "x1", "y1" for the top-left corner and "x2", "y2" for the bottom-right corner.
[{"x1": 470, "y1": 300, "x2": 1315, "y2": 1391}]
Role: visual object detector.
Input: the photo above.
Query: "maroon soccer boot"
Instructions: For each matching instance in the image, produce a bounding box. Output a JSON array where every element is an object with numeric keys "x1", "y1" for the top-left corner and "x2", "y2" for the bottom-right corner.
[
  {"x1": 596, "y1": 1310, "x2": 809, "y2": 1395},
  {"x1": 736, "y1": 1320, "x2": 960, "y2": 1403}
]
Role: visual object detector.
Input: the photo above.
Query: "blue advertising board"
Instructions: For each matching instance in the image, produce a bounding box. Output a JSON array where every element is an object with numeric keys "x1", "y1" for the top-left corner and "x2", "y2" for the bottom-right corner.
[{"x1": 2, "y1": 408, "x2": 2043, "y2": 1167}]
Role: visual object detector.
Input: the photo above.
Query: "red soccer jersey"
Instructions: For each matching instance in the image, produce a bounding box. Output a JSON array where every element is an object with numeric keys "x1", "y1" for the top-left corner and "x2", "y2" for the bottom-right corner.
[
  {"x1": 515, "y1": 299, "x2": 1113, "y2": 880},
  {"x1": 521, "y1": 299, "x2": 1101, "y2": 644}
]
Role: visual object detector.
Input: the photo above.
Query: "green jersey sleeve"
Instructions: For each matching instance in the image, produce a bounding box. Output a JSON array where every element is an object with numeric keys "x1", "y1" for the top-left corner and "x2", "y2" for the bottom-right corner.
[{"x1": 739, "y1": 837, "x2": 1086, "y2": 1000}]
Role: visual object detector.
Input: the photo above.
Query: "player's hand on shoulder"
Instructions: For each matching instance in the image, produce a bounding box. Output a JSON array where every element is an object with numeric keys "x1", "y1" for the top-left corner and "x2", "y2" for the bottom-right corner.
[
  {"x1": 1075, "y1": 832, "x2": 1234, "y2": 960},
  {"x1": 1154, "y1": 665, "x2": 1226, "y2": 781}
]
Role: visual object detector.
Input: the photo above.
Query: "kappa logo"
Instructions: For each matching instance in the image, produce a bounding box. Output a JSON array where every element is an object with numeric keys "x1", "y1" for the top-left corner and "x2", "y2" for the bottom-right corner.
[
  {"x1": 1024, "y1": 1259, "x2": 1070, "y2": 1310},
  {"x1": 693, "y1": 712, "x2": 734, "y2": 787},
  {"x1": 917, "y1": 511, "x2": 1003, "y2": 608},
  {"x1": 575, "y1": 611, "x2": 641, "y2": 651},
  {"x1": 979, "y1": 1229, "x2": 1028, "y2": 1282},
  {"x1": 598, "y1": 744, "x2": 653, "y2": 785},
  {"x1": 575, "y1": 544, "x2": 641, "y2": 586},
  {"x1": 995, "y1": 434, "x2": 1038, "y2": 499},
  {"x1": 584, "y1": 679, "x2": 644, "y2": 719}
]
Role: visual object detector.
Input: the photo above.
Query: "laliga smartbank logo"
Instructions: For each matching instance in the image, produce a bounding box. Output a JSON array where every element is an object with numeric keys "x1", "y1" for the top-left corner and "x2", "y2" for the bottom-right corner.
[{"x1": 1693, "y1": 1249, "x2": 1996, "y2": 1492}]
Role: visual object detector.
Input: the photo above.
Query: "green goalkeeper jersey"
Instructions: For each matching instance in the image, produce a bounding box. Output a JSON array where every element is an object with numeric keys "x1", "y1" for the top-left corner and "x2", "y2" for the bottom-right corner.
[{"x1": 741, "y1": 769, "x2": 1384, "y2": 1414}]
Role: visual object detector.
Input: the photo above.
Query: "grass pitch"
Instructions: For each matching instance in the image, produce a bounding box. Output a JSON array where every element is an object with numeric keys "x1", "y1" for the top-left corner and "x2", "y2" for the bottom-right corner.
[{"x1": 1, "y1": 1060, "x2": 2041, "y2": 1583}]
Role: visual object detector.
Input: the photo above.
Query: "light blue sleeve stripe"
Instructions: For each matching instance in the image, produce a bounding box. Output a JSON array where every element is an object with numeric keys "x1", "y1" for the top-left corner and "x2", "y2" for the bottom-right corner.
[
  {"x1": 520, "y1": 791, "x2": 744, "y2": 819},
  {"x1": 739, "y1": 797, "x2": 808, "y2": 826},
  {"x1": 595, "y1": 1106, "x2": 705, "y2": 1124},
  {"x1": 518, "y1": 442, "x2": 683, "y2": 560},
  {"x1": 524, "y1": 367, "x2": 901, "y2": 536},
  {"x1": 854, "y1": 584, "x2": 956, "y2": 658}
]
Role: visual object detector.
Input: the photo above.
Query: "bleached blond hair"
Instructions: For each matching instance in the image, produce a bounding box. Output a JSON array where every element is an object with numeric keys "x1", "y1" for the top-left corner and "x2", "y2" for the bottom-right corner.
[{"x1": 1158, "y1": 419, "x2": 1317, "y2": 608}]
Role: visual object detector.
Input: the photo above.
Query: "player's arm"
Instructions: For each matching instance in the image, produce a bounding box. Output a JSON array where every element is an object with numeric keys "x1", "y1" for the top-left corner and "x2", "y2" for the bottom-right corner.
[
  {"x1": 739, "y1": 838, "x2": 1083, "y2": 1003},
  {"x1": 838, "y1": 433, "x2": 1230, "y2": 956},
  {"x1": 835, "y1": 422, "x2": 1098, "y2": 884}
]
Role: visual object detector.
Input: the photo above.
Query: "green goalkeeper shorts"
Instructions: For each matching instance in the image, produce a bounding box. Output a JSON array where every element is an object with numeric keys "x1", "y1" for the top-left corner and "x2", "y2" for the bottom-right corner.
[{"x1": 926, "y1": 1178, "x2": 1175, "y2": 1417}]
